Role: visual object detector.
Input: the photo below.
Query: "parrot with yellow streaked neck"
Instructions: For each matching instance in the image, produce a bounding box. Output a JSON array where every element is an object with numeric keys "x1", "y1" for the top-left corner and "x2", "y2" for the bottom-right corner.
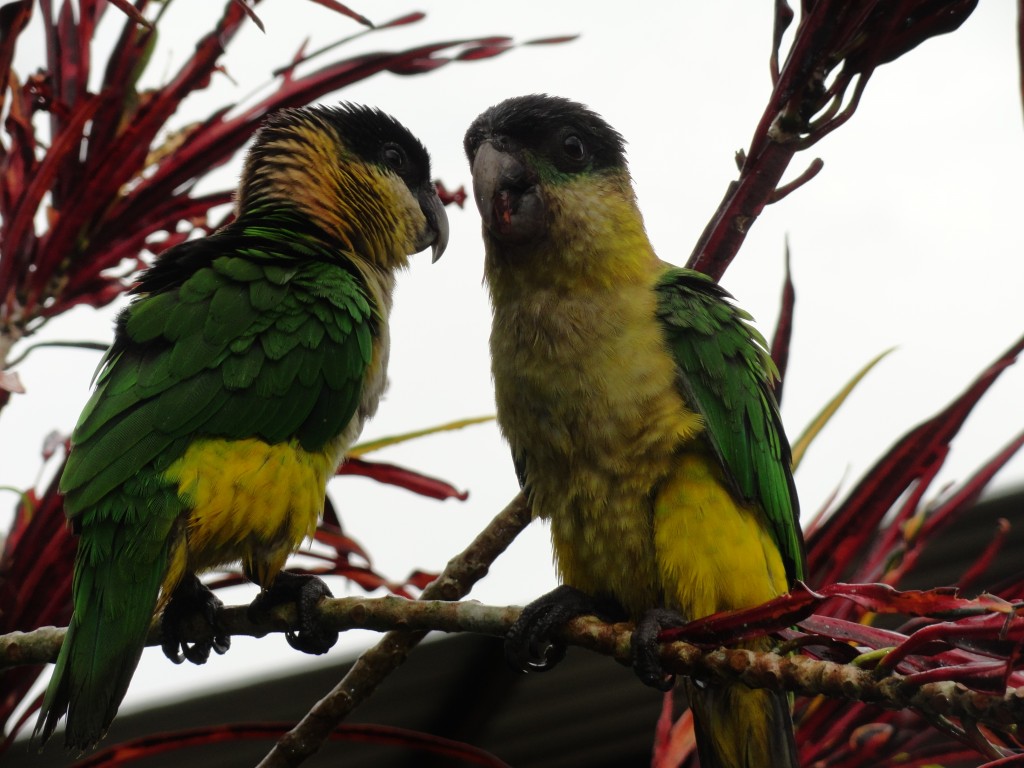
[
  {"x1": 34, "y1": 103, "x2": 448, "y2": 752},
  {"x1": 465, "y1": 94, "x2": 804, "y2": 768}
]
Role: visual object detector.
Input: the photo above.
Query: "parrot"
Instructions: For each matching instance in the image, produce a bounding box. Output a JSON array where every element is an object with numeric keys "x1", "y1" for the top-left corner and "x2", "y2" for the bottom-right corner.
[
  {"x1": 464, "y1": 94, "x2": 805, "y2": 768},
  {"x1": 33, "y1": 103, "x2": 448, "y2": 752}
]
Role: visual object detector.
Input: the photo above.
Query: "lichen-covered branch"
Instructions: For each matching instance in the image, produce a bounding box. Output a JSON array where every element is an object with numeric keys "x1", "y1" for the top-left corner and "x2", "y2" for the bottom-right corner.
[
  {"x1": 255, "y1": 490, "x2": 531, "y2": 768},
  {"x1": 9, "y1": 591, "x2": 1024, "y2": 734}
]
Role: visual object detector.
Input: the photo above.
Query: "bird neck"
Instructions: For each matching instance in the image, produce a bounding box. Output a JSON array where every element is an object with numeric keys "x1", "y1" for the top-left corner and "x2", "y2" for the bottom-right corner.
[{"x1": 485, "y1": 174, "x2": 660, "y2": 301}]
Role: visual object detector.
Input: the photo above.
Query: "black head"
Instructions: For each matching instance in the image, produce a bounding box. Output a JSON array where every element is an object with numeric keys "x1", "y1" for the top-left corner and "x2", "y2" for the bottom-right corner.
[
  {"x1": 241, "y1": 102, "x2": 448, "y2": 264},
  {"x1": 253, "y1": 103, "x2": 435, "y2": 194},
  {"x1": 464, "y1": 94, "x2": 627, "y2": 176}
]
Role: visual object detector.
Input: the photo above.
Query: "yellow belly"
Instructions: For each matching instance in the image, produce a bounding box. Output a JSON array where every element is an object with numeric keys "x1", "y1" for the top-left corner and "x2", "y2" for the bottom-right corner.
[
  {"x1": 654, "y1": 450, "x2": 788, "y2": 620},
  {"x1": 160, "y1": 436, "x2": 342, "y2": 594}
]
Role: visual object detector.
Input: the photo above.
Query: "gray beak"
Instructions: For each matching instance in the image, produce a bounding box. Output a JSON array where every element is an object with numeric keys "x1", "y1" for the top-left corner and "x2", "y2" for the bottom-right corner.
[{"x1": 418, "y1": 185, "x2": 450, "y2": 263}]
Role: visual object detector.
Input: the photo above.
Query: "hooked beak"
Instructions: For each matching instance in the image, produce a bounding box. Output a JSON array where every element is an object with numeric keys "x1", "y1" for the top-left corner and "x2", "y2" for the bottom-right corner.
[
  {"x1": 470, "y1": 141, "x2": 545, "y2": 244},
  {"x1": 417, "y1": 185, "x2": 450, "y2": 263}
]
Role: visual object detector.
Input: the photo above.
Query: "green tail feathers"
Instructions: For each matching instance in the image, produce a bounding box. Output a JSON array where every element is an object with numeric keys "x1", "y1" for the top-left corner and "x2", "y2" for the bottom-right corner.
[
  {"x1": 687, "y1": 679, "x2": 798, "y2": 768},
  {"x1": 34, "y1": 524, "x2": 168, "y2": 751}
]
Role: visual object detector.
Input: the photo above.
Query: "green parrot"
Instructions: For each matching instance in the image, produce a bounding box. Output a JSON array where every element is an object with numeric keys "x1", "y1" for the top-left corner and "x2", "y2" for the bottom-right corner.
[
  {"x1": 465, "y1": 94, "x2": 805, "y2": 768},
  {"x1": 34, "y1": 103, "x2": 448, "y2": 752}
]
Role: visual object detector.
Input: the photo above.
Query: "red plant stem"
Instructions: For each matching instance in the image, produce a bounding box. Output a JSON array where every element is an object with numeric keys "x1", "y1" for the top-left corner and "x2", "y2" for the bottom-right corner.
[
  {"x1": 958, "y1": 519, "x2": 1012, "y2": 593},
  {"x1": 687, "y1": 140, "x2": 795, "y2": 280},
  {"x1": 769, "y1": 241, "x2": 795, "y2": 401},
  {"x1": 1018, "y1": 0, "x2": 1024, "y2": 125}
]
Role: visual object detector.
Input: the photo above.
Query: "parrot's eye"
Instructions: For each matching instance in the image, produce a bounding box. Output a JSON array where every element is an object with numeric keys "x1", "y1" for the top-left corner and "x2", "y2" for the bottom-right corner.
[
  {"x1": 562, "y1": 135, "x2": 587, "y2": 163},
  {"x1": 381, "y1": 143, "x2": 407, "y2": 172}
]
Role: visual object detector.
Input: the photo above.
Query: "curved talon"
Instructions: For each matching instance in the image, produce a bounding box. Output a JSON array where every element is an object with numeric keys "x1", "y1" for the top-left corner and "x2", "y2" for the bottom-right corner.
[
  {"x1": 631, "y1": 608, "x2": 687, "y2": 691},
  {"x1": 249, "y1": 571, "x2": 338, "y2": 655},
  {"x1": 505, "y1": 585, "x2": 616, "y2": 673},
  {"x1": 161, "y1": 574, "x2": 231, "y2": 665},
  {"x1": 506, "y1": 608, "x2": 567, "y2": 672}
]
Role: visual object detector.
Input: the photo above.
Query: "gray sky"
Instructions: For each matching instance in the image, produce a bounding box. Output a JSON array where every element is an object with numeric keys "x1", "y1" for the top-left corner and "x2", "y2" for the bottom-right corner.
[{"x1": 4, "y1": 0, "x2": 1023, "y2": 725}]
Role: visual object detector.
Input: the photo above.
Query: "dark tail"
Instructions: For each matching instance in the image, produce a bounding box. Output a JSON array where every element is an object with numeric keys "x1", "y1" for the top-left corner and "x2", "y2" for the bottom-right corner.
[
  {"x1": 686, "y1": 678, "x2": 798, "y2": 768},
  {"x1": 33, "y1": 537, "x2": 165, "y2": 752}
]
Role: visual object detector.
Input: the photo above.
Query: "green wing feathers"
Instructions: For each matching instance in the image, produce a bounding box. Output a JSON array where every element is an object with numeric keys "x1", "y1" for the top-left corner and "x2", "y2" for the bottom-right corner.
[
  {"x1": 655, "y1": 267, "x2": 805, "y2": 583},
  {"x1": 34, "y1": 479, "x2": 178, "y2": 749},
  {"x1": 60, "y1": 241, "x2": 375, "y2": 515},
  {"x1": 41, "y1": 235, "x2": 376, "y2": 749}
]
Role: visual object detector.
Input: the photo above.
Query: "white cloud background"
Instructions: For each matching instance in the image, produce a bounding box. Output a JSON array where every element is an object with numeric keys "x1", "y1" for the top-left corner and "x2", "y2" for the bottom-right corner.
[{"x1": 3, "y1": 0, "x2": 1022, "y2": 729}]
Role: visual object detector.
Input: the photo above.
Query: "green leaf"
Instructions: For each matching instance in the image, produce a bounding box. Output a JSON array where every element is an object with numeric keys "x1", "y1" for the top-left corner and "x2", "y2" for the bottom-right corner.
[
  {"x1": 348, "y1": 416, "x2": 495, "y2": 457},
  {"x1": 791, "y1": 347, "x2": 895, "y2": 470}
]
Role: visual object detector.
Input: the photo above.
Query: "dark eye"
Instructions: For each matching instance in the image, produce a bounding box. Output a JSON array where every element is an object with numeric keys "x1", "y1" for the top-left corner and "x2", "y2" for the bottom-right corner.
[
  {"x1": 381, "y1": 143, "x2": 406, "y2": 171},
  {"x1": 562, "y1": 135, "x2": 586, "y2": 163}
]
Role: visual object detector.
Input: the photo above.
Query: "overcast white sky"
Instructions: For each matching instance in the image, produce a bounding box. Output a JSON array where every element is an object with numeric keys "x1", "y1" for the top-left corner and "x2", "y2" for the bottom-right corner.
[{"x1": 4, "y1": 0, "x2": 1023, "y2": 731}]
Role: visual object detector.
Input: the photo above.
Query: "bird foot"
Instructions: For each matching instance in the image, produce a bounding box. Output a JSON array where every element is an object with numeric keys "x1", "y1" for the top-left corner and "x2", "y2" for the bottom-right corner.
[
  {"x1": 161, "y1": 574, "x2": 231, "y2": 665},
  {"x1": 248, "y1": 571, "x2": 338, "y2": 655},
  {"x1": 631, "y1": 607, "x2": 688, "y2": 691},
  {"x1": 506, "y1": 585, "x2": 624, "y2": 673}
]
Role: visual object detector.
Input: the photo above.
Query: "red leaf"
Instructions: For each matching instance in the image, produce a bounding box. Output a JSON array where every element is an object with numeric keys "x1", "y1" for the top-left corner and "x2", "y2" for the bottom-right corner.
[
  {"x1": 660, "y1": 582, "x2": 1018, "y2": 649},
  {"x1": 1, "y1": 95, "x2": 100, "y2": 293},
  {"x1": 660, "y1": 582, "x2": 821, "y2": 646},
  {"x1": 919, "y1": 430, "x2": 1024, "y2": 544},
  {"x1": 0, "y1": 1, "x2": 32, "y2": 119},
  {"x1": 770, "y1": 241, "x2": 795, "y2": 400},
  {"x1": 376, "y1": 11, "x2": 425, "y2": 29},
  {"x1": 33, "y1": 3, "x2": 250, "y2": 304},
  {"x1": 900, "y1": 659, "x2": 1014, "y2": 691},
  {"x1": 388, "y1": 56, "x2": 451, "y2": 75},
  {"x1": 404, "y1": 569, "x2": 439, "y2": 591},
  {"x1": 796, "y1": 614, "x2": 909, "y2": 650},
  {"x1": 959, "y1": 518, "x2": 1012, "y2": 592},
  {"x1": 307, "y1": 0, "x2": 374, "y2": 29},
  {"x1": 312, "y1": 523, "x2": 370, "y2": 562},
  {"x1": 525, "y1": 34, "x2": 580, "y2": 45},
  {"x1": 230, "y1": 0, "x2": 266, "y2": 33},
  {"x1": 806, "y1": 332, "x2": 1024, "y2": 585},
  {"x1": 434, "y1": 180, "x2": 467, "y2": 208},
  {"x1": 104, "y1": 0, "x2": 151, "y2": 28},
  {"x1": 337, "y1": 457, "x2": 468, "y2": 501},
  {"x1": 455, "y1": 44, "x2": 513, "y2": 62}
]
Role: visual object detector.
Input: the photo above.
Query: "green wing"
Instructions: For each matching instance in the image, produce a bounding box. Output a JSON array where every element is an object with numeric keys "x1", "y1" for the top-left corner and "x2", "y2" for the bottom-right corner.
[
  {"x1": 60, "y1": 236, "x2": 375, "y2": 516},
  {"x1": 655, "y1": 267, "x2": 805, "y2": 583}
]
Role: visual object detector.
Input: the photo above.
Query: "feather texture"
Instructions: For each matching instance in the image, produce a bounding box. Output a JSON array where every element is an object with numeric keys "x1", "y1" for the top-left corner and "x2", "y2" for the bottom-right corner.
[
  {"x1": 468, "y1": 94, "x2": 804, "y2": 768},
  {"x1": 36, "y1": 103, "x2": 447, "y2": 751},
  {"x1": 655, "y1": 267, "x2": 805, "y2": 583}
]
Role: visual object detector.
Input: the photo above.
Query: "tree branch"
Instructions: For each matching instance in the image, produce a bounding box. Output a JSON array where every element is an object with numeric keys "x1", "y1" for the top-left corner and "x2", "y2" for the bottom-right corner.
[
  {"x1": 8, "y1": 591, "x2": 1024, "y2": 733},
  {"x1": 256, "y1": 490, "x2": 531, "y2": 768}
]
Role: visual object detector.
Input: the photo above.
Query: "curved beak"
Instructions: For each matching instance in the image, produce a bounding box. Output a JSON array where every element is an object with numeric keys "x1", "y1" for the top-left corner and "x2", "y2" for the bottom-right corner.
[
  {"x1": 470, "y1": 141, "x2": 544, "y2": 244},
  {"x1": 417, "y1": 185, "x2": 450, "y2": 263}
]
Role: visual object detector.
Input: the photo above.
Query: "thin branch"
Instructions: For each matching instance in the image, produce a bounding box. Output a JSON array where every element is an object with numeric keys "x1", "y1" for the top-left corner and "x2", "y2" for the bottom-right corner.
[
  {"x1": 9, "y1": 592, "x2": 1024, "y2": 733},
  {"x1": 256, "y1": 491, "x2": 531, "y2": 768},
  {"x1": 767, "y1": 157, "x2": 824, "y2": 204}
]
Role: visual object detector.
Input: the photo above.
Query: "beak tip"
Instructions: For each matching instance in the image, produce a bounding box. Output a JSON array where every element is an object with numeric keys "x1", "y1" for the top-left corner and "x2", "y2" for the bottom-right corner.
[{"x1": 429, "y1": 199, "x2": 450, "y2": 264}]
